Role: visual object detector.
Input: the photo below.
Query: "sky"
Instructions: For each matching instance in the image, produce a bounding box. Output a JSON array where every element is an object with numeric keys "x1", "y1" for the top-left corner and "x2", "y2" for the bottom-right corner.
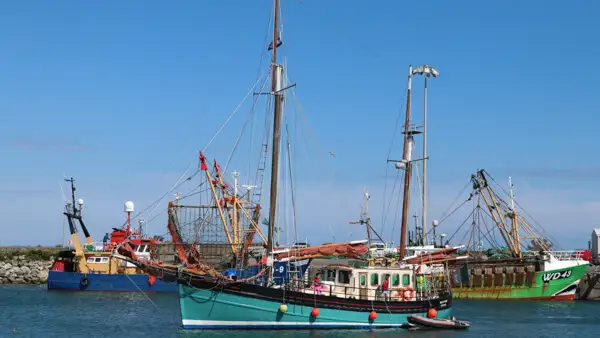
[{"x1": 0, "y1": 0, "x2": 599, "y2": 249}]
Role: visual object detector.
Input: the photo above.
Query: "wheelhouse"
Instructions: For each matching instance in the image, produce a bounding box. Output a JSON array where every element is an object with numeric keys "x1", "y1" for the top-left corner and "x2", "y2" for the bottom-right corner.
[{"x1": 303, "y1": 264, "x2": 439, "y2": 302}]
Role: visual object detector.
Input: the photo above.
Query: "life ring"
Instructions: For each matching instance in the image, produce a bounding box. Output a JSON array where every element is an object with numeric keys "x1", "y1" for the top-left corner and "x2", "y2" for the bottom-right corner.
[
  {"x1": 403, "y1": 287, "x2": 415, "y2": 301},
  {"x1": 79, "y1": 276, "x2": 90, "y2": 290},
  {"x1": 393, "y1": 288, "x2": 405, "y2": 300}
]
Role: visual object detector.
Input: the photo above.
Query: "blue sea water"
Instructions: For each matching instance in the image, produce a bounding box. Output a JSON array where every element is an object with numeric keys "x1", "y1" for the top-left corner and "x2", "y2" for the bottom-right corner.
[{"x1": 1, "y1": 285, "x2": 599, "y2": 337}]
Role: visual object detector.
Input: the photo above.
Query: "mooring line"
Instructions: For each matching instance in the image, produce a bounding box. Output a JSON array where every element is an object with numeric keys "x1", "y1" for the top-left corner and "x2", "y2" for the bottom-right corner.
[{"x1": 124, "y1": 273, "x2": 159, "y2": 309}]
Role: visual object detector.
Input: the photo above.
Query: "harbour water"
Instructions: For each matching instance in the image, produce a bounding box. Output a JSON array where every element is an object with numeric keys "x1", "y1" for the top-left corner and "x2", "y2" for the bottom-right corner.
[{"x1": 1, "y1": 285, "x2": 598, "y2": 337}]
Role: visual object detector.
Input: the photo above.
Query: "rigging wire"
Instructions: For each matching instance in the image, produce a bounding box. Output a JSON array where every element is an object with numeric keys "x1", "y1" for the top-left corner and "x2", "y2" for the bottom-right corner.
[
  {"x1": 484, "y1": 171, "x2": 561, "y2": 249},
  {"x1": 380, "y1": 84, "x2": 408, "y2": 237},
  {"x1": 130, "y1": 73, "x2": 266, "y2": 228},
  {"x1": 224, "y1": 73, "x2": 270, "y2": 173},
  {"x1": 202, "y1": 76, "x2": 266, "y2": 154},
  {"x1": 438, "y1": 179, "x2": 472, "y2": 221},
  {"x1": 131, "y1": 169, "x2": 200, "y2": 224},
  {"x1": 445, "y1": 205, "x2": 478, "y2": 245},
  {"x1": 285, "y1": 122, "x2": 300, "y2": 246},
  {"x1": 381, "y1": 170, "x2": 401, "y2": 231}
]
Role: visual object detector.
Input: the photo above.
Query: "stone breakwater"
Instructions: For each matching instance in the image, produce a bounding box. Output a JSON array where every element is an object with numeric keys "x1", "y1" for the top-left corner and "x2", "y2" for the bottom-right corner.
[{"x1": 0, "y1": 255, "x2": 52, "y2": 284}]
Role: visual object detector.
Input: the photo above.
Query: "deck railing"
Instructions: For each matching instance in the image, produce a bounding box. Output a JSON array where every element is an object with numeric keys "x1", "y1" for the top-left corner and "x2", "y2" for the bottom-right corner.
[
  {"x1": 523, "y1": 250, "x2": 583, "y2": 261},
  {"x1": 546, "y1": 250, "x2": 583, "y2": 261},
  {"x1": 278, "y1": 276, "x2": 451, "y2": 302}
]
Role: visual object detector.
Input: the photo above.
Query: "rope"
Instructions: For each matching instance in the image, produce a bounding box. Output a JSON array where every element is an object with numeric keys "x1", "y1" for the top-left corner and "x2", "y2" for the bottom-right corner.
[
  {"x1": 123, "y1": 273, "x2": 159, "y2": 309},
  {"x1": 202, "y1": 76, "x2": 265, "y2": 154},
  {"x1": 381, "y1": 84, "x2": 409, "y2": 236},
  {"x1": 224, "y1": 73, "x2": 270, "y2": 173},
  {"x1": 438, "y1": 179, "x2": 472, "y2": 221},
  {"x1": 485, "y1": 171, "x2": 561, "y2": 249},
  {"x1": 128, "y1": 169, "x2": 200, "y2": 228},
  {"x1": 285, "y1": 122, "x2": 300, "y2": 248}
]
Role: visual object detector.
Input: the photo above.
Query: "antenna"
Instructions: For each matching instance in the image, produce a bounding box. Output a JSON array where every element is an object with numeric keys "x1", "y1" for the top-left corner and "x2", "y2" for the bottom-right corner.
[
  {"x1": 124, "y1": 201, "x2": 135, "y2": 233},
  {"x1": 508, "y1": 176, "x2": 516, "y2": 211},
  {"x1": 232, "y1": 170, "x2": 240, "y2": 196}
]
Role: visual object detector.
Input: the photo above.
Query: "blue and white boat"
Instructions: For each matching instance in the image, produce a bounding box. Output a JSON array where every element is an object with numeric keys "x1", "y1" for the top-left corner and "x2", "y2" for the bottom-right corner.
[{"x1": 47, "y1": 177, "x2": 177, "y2": 292}]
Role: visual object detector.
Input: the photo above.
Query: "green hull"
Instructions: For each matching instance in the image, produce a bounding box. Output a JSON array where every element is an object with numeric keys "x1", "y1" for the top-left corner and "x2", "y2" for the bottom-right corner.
[
  {"x1": 451, "y1": 263, "x2": 588, "y2": 300},
  {"x1": 179, "y1": 284, "x2": 452, "y2": 330}
]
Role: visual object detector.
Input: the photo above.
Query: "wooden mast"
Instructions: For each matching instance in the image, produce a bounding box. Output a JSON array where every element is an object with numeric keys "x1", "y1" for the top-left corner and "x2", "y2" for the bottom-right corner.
[
  {"x1": 398, "y1": 66, "x2": 414, "y2": 260},
  {"x1": 267, "y1": 0, "x2": 281, "y2": 280}
]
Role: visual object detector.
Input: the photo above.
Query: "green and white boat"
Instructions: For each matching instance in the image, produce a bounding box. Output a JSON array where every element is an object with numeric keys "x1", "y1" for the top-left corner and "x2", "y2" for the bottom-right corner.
[{"x1": 441, "y1": 170, "x2": 590, "y2": 300}]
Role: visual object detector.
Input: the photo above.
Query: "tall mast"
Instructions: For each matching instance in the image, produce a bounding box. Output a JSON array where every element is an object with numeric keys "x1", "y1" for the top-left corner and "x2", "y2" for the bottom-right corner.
[
  {"x1": 422, "y1": 75, "x2": 428, "y2": 246},
  {"x1": 508, "y1": 176, "x2": 521, "y2": 256},
  {"x1": 398, "y1": 66, "x2": 413, "y2": 260},
  {"x1": 267, "y1": 0, "x2": 282, "y2": 277},
  {"x1": 411, "y1": 64, "x2": 438, "y2": 246}
]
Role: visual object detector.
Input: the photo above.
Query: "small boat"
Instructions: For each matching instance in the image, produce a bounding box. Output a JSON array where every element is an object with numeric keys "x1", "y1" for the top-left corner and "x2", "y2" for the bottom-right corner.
[
  {"x1": 407, "y1": 315, "x2": 470, "y2": 330},
  {"x1": 47, "y1": 177, "x2": 176, "y2": 292}
]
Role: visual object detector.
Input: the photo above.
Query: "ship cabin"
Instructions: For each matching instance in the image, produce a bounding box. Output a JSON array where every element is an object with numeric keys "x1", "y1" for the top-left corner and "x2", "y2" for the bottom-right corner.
[
  {"x1": 305, "y1": 264, "x2": 421, "y2": 302},
  {"x1": 50, "y1": 234, "x2": 156, "y2": 275}
]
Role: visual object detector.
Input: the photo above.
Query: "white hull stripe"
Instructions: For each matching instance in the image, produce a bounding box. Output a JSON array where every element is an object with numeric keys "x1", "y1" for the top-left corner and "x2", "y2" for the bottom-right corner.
[
  {"x1": 553, "y1": 279, "x2": 580, "y2": 296},
  {"x1": 182, "y1": 319, "x2": 407, "y2": 329}
]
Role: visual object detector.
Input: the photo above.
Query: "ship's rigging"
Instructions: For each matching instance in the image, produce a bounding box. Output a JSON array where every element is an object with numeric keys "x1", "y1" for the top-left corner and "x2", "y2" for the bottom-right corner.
[
  {"x1": 435, "y1": 169, "x2": 561, "y2": 258},
  {"x1": 119, "y1": 1, "x2": 344, "y2": 278}
]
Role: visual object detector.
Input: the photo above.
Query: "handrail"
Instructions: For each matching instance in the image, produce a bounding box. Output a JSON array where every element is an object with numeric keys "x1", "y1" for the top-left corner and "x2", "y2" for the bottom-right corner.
[
  {"x1": 523, "y1": 250, "x2": 584, "y2": 261},
  {"x1": 271, "y1": 275, "x2": 451, "y2": 301}
]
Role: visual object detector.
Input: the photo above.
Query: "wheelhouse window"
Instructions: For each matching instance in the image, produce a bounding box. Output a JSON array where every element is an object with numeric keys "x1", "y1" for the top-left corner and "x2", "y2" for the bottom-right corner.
[
  {"x1": 392, "y1": 273, "x2": 400, "y2": 286},
  {"x1": 324, "y1": 269, "x2": 336, "y2": 282},
  {"x1": 402, "y1": 274, "x2": 410, "y2": 286},
  {"x1": 87, "y1": 257, "x2": 109, "y2": 264},
  {"x1": 338, "y1": 270, "x2": 350, "y2": 284},
  {"x1": 360, "y1": 275, "x2": 366, "y2": 286},
  {"x1": 370, "y1": 273, "x2": 379, "y2": 287}
]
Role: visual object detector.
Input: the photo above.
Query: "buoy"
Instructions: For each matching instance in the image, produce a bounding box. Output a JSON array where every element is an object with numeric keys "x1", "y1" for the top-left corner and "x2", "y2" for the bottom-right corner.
[
  {"x1": 311, "y1": 308, "x2": 320, "y2": 317},
  {"x1": 369, "y1": 311, "x2": 378, "y2": 321},
  {"x1": 427, "y1": 308, "x2": 437, "y2": 318},
  {"x1": 148, "y1": 275, "x2": 156, "y2": 286},
  {"x1": 403, "y1": 287, "x2": 415, "y2": 301},
  {"x1": 279, "y1": 304, "x2": 288, "y2": 313}
]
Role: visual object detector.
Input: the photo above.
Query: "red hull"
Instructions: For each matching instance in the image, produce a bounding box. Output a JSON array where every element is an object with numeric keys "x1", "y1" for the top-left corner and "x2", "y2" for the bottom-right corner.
[{"x1": 512, "y1": 294, "x2": 575, "y2": 301}]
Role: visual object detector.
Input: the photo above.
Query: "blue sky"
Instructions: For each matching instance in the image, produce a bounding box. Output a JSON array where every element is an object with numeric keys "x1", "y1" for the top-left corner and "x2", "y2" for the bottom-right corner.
[{"x1": 1, "y1": 0, "x2": 599, "y2": 249}]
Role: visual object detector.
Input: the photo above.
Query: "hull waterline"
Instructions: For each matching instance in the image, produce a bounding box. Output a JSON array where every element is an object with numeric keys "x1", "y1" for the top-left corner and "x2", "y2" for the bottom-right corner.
[
  {"x1": 178, "y1": 282, "x2": 452, "y2": 330},
  {"x1": 47, "y1": 271, "x2": 176, "y2": 292}
]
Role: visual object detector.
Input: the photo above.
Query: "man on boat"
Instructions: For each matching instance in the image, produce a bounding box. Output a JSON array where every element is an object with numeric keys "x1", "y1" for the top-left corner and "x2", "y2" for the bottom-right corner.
[
  {"x1": 313, "y1": 272, "x2": 322, "y2": 295},
  {"x1": 103, "y1": 233, "x2": 110, "y2": 250},
  {"x1": 381, "y1": 275, "x2": 390, "y2": 301}
]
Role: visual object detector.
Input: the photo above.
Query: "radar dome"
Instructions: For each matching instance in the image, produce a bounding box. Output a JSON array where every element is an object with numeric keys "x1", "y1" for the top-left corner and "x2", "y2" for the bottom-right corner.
[
  {"x1": 77, "y1": 199, "x2": 84, "y2": 206},
  {"x1": 124, "y1": 201, "x2": 135, "y2": 213},
  {"x1": 432, "y1": 219, "x2": 439, "y2": 227}
]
